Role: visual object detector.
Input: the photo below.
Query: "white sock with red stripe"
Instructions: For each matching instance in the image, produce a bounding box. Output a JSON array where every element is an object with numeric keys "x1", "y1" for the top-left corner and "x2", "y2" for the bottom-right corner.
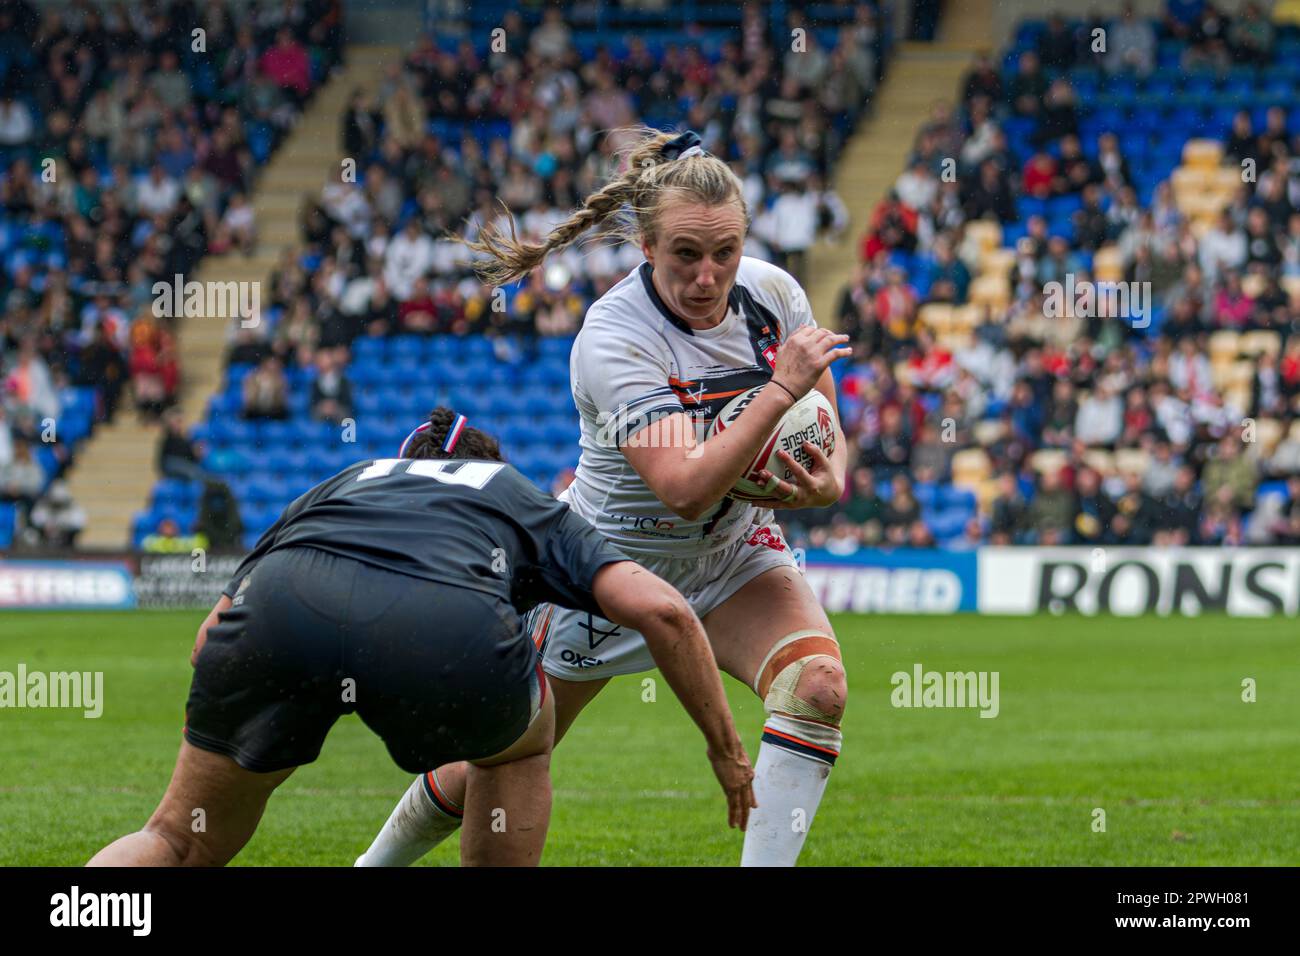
[
  {"x1": 740, "y1": 713, "x2": 840, "y2": 867},
  {"x1": 354, "y1": 771, "x2": 463, "y2": 867}
]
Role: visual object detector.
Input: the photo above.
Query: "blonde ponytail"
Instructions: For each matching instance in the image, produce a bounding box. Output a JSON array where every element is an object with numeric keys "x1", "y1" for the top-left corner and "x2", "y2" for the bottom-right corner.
[{"x1": 464, "y1": 127, "x2": 749, "y2": 287}]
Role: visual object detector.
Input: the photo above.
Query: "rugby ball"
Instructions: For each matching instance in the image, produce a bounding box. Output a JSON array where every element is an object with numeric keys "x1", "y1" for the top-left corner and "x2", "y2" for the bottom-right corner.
[{"x1": 707, "y1": 384, "x2": 837, "y2": 502}]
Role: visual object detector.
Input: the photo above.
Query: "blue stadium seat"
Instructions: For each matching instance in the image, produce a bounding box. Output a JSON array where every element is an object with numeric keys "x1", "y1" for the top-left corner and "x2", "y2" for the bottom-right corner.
[
  {"x1": 538, "y1": 336, "x2": 574, "y2": 358},
  {"x1": 941, "y1": 486, "x2": 977, "y2": 510},
  {"x1": 0, "y1": 502, "x2": 16, "y2": 549},
  {"x1": 913, "y1": 483, "x2": 938, "y2": 508}
]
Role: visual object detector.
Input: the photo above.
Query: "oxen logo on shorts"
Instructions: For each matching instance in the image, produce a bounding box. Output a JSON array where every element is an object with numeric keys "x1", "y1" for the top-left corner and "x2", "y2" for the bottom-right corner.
[
  {"x1": 746, "y1": 526, "x2": 786, "y2": 552},
  {"x1": 560, "y1": 649, "x2": 603, "y2": 668}
]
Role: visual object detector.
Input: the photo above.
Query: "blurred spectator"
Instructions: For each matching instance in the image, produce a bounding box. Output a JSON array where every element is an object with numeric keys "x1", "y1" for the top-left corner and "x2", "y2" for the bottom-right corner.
[
  {"x1": 989, "y1": 472, "x2": 1027, "y2": 544},
  {"x1": 1037, "y1": 14, "x2": 1079, "y2": 71},
  {"x1": 1072, "y1": 468, "x2": 1115, "y2": 544},
  {"x1": 1201, "y1": 434, "x2": 1257, "y2": 512},
  {"x1": 0, "y1": 439, "x2": 44, "y2": 528},
  {"x1": 841, "y1": 467, "x2": 886, "y2": 541},
  {"x1": 212, "y1": 192, "x2": 258, "y2": 255},
  {"x1": 0, "y1": 95, "x2": 35, "y2": 146},
  {"x1": 1007, "y1": 51, "x2": 1047, "y2": 117},
  {"x1": 310, "y1": 349, "x2": 353, "y2": 423},
  {"x1": 759, "y1": 174, "x2": 822, "y2": 286},
  {"x1": 128, "y1": 320, "x2": 177, "y2": 420},
  {"x1": 1025, "y1": 468, "x2": 1075, "y2": 544},
  {"x1": 824, "y1": 513, "x2": 862, "y2": 555},
  {"x1": 142, "y1": 516, "x2": 200, "y2": 553},
  {"x1": 4, "y1": 340, "x2": 61, "y2": 429},
  {"x1": 1106, "y1": 3, "x2": 1156, "y2": 75},
  {"x1": 27, "y1": 481, "x2": 85, "y2": 549},
  {"x1": 1075, "y1": 382, "x2": 1123, "y2": 446},
  {"x1": 135, "y1": 164, "x2": 182, "y2": 218},
  {"x1": 242, "y1": 356, "x2": 290, "y2": 420},
  {"x1": 260, "y1": 28, "x2": 313, "y2": 105},
  {"x1": 195, "y1": 479, "x2": 244, "y2": 550},
  {"x1": 1229, "y1": 2, "x2": 1275, "y2": 65},
  {"x1": 882, "y1": 473, "x2": 922, "y2": 545},
  {"x1": 157, "y1": 410, "x2": 207, "y2": 483}
]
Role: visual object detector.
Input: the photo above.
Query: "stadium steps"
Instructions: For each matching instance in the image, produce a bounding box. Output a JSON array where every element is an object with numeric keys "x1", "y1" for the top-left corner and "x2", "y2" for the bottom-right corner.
[
  {"x1": 63, "y1": 45, "x2": 402, "y2": 550},
  {"x1": 806, "y1": 19, "x2": 991, "y2": 333}
]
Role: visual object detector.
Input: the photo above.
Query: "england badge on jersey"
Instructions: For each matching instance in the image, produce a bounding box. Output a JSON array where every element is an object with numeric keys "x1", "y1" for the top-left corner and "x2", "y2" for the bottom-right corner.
[{"x1": 757, "y1": 325, "x2": 780, "y2": 369}]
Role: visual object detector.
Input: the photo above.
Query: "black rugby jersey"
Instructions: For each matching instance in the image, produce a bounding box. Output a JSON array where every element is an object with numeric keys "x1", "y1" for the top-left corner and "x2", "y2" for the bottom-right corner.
[{"x1": 221, "y1": 458, "x2": 624, "y2": 617}]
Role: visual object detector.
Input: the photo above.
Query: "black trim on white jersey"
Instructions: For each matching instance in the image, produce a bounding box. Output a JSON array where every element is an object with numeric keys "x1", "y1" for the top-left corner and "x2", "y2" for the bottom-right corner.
[
  {"x1": 732, "y1": 283, "x2": 784, "y2": 370},
  {"x1": 637, "y1": 261, "x2": 744, "y2": 336},
  {"x1": 637, "y1": 262, "x2": 785, "y2": 375},
  {"x1": 638, "y1": 261, "x2": 691, "y2": 333}
]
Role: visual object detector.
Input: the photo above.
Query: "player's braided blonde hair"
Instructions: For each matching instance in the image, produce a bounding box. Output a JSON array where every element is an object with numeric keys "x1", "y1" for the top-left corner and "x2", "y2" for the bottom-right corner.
[{"x1": 465, "y1": 127, "x2": 749, "y2": 286}]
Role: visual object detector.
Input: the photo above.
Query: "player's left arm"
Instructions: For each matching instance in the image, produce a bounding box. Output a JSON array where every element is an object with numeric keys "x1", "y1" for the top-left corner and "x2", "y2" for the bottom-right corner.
[{"x1": 758, "y1": 368, "x2": 847, "y2": 510}]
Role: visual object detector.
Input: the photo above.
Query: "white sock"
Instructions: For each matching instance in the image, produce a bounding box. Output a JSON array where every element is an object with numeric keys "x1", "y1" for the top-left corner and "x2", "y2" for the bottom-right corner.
[
  {"x1": 740, "y1": 714, "x2": 840, "y2": 867},
  {"x1": 354, "y1": 771, "x2": 463, "y2": 867}
]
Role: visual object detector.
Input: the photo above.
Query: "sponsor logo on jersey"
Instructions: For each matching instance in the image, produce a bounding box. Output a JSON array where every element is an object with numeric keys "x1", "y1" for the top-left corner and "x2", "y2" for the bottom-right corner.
[
  {"x1": 608, "y1": 512, "x2": 687, "y2": 539},
  {"x1": 610, "y1": 513, "x2": 676, "y2": 531},
  {"x1": 746, "y1": 525, "x2": 786, "y2": 552},
  {"x1": 667, "y1": 367, "x2": 772, "y2": 425}
]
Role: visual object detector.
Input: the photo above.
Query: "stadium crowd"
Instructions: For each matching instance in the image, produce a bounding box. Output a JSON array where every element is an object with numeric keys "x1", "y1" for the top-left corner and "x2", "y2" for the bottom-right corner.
[
  {"x1": 0, "y1": 0, "x2": 341, "y2": 548},
  {"x1": 16, "y1": 0, "x2": 1300, "y2": 555},
  {"x1": 780, "y1": 1, "x2": 1300, "y2": 552},
  {"x1": 222, "y1": 0, "x2": 879, "y2": 390}
]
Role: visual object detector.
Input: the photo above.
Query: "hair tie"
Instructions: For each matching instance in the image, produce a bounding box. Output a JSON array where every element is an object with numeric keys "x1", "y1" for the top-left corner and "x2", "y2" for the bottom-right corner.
[
  {"x1": 397, "y1": 421, "x2": 432, "y2": 458},
  {"x1": 397, "y1": 413, "x2": 470, "y2": 457},
  {"x1": 661, "y1": 130, "x2": 704, "y2": 161},
  {"x1": 442, "y1": 413, "x2": 468, "y2": 453}
]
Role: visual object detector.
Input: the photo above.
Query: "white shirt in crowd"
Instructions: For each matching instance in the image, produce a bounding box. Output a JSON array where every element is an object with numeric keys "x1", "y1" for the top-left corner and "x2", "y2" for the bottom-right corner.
[
  {"x1": 894, "y1": 168, "x2": 938, "y2": 212},
  {"x1": 222, "y1": 202, "x2": 255, "y2": 233},
  {"x1": 1197, "y1": 225, "x2": 1247, "y2": 282},
  {"x1": 383, "y1": 227, "x2": 437, "y2": 300},
  {"x1": 322, "y1": 182, "x2": 373, "y2": 239},
  {"x1": 0, "y1": 100, "x2": 34, "y2": 145},
  {"x1": 135, "y1": 173, "x2": 181, "y2": 217},
  {"x1": 1169, "y1": 350, "x2": 1214, "y2": 396},
  {"x1": 1074, "y1": 391, "x2": 1123, "y2": 445},
  {"x1": 0, "y1": 416, "x2": 12, "y2": 467},
  {"x1": 759, "y1": 190, "x2": 819, "y2": 253}
]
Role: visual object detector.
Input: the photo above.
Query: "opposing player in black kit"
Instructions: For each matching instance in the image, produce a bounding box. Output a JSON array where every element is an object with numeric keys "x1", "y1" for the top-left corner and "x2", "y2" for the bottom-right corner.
[{"x1": 88, "y1": 408, "x2": 754, "y2": 867}]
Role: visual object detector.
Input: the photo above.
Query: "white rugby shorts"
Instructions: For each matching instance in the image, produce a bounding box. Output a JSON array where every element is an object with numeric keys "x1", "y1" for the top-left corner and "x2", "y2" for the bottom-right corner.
[{"x1": 528, "y1": 518, "x2": 800, "y2": 680}]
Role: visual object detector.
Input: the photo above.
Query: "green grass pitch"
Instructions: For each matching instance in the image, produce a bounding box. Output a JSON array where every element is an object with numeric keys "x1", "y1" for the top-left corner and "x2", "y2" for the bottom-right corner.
[{"x1": 2, "y1": 610, "x2": 1297, "y2": 865}]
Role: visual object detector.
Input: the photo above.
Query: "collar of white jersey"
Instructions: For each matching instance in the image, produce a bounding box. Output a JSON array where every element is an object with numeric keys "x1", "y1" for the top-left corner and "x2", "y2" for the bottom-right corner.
[{"x1": 637, "y1": 261, "x2": 741, "y2": 336}]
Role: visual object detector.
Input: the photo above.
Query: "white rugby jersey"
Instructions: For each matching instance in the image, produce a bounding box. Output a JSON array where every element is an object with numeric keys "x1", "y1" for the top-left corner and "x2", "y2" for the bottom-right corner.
[{"x1": 562, "y1": 255, "x2": 817, "y2": 556}]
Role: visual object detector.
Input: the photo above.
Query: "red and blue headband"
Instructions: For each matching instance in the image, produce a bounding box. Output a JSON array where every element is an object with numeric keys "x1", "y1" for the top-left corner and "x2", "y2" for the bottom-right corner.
[{"x1": 398, "y1": 413, "x2": 467, "y2": 457}]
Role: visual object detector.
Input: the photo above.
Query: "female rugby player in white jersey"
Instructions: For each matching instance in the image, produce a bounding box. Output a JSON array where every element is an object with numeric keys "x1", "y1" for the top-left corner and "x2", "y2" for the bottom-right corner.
[{"x1": 359, "y1": 128, "x2": 851, "y2": 867}]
